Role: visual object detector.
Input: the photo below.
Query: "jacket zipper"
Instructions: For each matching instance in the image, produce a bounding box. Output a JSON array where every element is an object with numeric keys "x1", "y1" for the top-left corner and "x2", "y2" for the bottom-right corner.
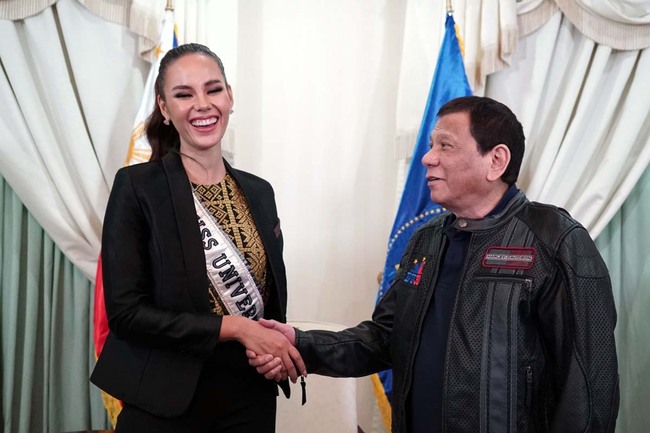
[
  {"x1": 525, "y1": 365, "x2": 533, "y2": 408},
  {"x1": 524, "y1": 278, "x2": 533, "y2": 317},
  {"x1": 473, "y1": 275, "x2": 533, "y2": 284}
]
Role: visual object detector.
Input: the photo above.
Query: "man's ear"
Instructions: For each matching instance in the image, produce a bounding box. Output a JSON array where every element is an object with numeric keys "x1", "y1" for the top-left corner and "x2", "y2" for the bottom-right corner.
[{"x1": 487, "y1": 144, "x2": 511, "y2": 182}]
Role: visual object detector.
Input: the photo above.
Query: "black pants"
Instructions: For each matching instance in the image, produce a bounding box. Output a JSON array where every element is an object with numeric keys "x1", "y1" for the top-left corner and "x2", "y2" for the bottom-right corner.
[{"x1": 115, "y1": 342, "x2": 277, "y2": 433}]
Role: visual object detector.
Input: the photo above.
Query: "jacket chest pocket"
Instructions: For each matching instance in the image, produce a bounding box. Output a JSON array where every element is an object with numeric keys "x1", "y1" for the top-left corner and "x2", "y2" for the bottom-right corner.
[
  {"x1": 392, "y1": 280, "x2": 426, "y2": 354},
  {"x1": 392, "y1": 254, "x2": 434, "y2": 322},
  {"x1": 391, "y1": 255, "x2": 435, "y2": 362},
  {"x1": 473, "y1": 275, "x2": 534, "y2": 322}
]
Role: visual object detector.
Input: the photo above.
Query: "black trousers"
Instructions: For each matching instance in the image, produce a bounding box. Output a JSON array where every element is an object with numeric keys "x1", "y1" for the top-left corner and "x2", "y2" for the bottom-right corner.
[{"x1": 115, "y1": 342, "x2": 277, "y2": 433}]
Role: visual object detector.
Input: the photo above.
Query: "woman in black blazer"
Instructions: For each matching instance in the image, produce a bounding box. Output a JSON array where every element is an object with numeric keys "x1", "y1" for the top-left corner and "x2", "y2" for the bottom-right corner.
[{"x1": 91, "y1": 43, "x2": 305, "y2": 433}]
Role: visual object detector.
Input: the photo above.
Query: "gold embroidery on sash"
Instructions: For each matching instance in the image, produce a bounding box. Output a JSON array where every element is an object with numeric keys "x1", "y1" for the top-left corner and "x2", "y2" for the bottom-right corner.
[{"x1": 193, "y1": 174, "x2": 270, "y2": 315}]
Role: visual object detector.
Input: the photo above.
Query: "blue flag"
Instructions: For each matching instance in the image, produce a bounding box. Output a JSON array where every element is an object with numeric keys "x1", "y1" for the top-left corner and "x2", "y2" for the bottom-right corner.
[{"x1": 374, "y1": 13, "x2": 472, "y2": 419}]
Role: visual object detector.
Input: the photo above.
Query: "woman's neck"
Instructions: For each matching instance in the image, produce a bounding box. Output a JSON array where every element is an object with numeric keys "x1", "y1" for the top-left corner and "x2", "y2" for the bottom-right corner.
[{"x1": 179, "y1": 146, "x2": 226, "y2": 185}]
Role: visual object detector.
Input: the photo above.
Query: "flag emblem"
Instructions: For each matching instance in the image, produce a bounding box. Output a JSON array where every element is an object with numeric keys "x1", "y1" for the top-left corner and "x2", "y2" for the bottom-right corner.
[{"x1": 403, "y1": 258, "x2": 427, "y2": 286}]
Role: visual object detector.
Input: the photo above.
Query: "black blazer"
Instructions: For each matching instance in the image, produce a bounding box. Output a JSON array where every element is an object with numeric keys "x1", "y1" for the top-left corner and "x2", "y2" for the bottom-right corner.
[{"x1": 90, "y1": 152, "x2": 287, "y2": 416}]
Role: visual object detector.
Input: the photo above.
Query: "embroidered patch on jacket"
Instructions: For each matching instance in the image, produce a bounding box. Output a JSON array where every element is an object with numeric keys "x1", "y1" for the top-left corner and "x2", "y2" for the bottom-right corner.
[
  {"x1": 482, "y1": 247, "x2": 536, "y2": 270},
  {"x1": 403, "y1": 257, "x2": 426, "y2": 286}
]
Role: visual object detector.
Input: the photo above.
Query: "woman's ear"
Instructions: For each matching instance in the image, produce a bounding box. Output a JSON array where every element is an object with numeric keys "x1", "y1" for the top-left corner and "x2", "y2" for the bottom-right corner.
[
  {"x1": 227, "y1": 84, "x2": 234, "y2": 111},
  {"x1": 157, "y1": 94, "x2": 169, "y2": 122}
]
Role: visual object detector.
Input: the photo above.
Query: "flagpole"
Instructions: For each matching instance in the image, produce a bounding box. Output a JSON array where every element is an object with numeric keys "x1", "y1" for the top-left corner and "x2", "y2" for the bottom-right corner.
[
  {"x1": 446, "y1": 0, "x2": 453, "y2": 14},
  {"x1": 166, "y1": 0, "x2": 174, "y2": 11}
]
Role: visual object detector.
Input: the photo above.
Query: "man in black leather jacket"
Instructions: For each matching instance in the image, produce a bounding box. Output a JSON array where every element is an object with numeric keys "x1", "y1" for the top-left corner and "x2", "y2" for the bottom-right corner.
[{"x1": 250, "y1": 96, "x2": 619, "y2": 433}]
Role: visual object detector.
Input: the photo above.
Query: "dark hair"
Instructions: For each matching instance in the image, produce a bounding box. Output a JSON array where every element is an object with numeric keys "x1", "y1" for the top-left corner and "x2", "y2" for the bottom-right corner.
[
  {"x1": 437, "y1": 96, "x2": 525, "y2": 185},
  {"x1": 146, "y1": 43, "x2": 229, "y2": 161}
]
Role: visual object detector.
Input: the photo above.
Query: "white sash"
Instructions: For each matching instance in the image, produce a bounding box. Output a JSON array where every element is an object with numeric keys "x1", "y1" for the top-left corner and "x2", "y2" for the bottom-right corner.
[{"x1": 192, "y1": 190, "x2": 264, "y2": 320}]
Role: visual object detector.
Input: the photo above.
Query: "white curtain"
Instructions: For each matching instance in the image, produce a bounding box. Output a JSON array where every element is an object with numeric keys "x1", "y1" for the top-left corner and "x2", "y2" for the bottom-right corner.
[
  {"x1": 4, "y1": 0, "x2": 648, "y2": 300},
  {"x1": 2, "y1": 1, "x2": 650, "y2": 432},
  {"x1": 394, "y1": 0, "x2": 543, "y2": 157},
  {"x1": 1, "y1": 0, "x2": 399, "y2": 324},
  {"x1": 0, "y1": 0, "x2": 148, "y2": 278},
  {"x1": 0, "y1": 0, "x2": 164, "y2": 57},
  {"x1": 395, "y1": 1, "x2": 650, "y2": 238},
  {"x1": 1, "y1": 2, "x2": 405, "y2": 430},
  {"x1": 485, "y1": 12, "x2": 650, "y2": 237},
  {"x1": 229, "y1": 0, "x2": 403, "y2": 326}
]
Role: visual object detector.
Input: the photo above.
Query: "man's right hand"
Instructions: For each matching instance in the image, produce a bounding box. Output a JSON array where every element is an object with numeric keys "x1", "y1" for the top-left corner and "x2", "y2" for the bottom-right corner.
[
  {"x1": 220, "y1": 316, "x2": 305, "y2": 382},
  {"x1": 258, "y1": 318, "x2": 296, "y2": 345}
]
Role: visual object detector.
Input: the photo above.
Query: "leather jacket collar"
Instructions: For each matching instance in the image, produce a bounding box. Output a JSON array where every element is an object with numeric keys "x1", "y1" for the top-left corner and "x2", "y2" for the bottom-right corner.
[{"x1": 447, "y1": 191, "x2": 529, "y2": 232}]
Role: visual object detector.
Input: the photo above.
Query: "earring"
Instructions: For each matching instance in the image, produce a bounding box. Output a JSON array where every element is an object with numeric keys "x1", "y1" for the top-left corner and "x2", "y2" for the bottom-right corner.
[
  {"x1": 230, "y1": 109, "x2": 234, "y2": 114},
  {"x1": 163, "y1": 118, "x2": 170, "y2": 125}
]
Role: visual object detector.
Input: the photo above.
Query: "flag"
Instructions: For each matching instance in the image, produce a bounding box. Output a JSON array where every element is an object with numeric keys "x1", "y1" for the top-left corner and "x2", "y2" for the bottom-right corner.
[
  {"x1": 372, "y1": 13, "x2": 472, "y2": 430},
  {"x1": 124, "y1": 9, "x2": 178, "y2": 166},
  {"x1": 93, "y1": 7, "x2": 178, "y2": 427}
]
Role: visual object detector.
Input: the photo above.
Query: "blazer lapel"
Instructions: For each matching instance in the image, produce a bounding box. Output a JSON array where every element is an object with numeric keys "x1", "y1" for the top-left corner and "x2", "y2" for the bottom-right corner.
[
  {"x1": 225, "y1": 160, "x2": 286, "y2": 315},
  {"x1": 162, "y1": 152, "x2": 210, "y2": 312}
]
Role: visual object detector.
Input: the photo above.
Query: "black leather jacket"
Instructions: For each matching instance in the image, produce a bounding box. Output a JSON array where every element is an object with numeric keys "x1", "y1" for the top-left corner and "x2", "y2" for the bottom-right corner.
[{"x1": 296, "y1": 192, "x2": 619, "y2": 433}]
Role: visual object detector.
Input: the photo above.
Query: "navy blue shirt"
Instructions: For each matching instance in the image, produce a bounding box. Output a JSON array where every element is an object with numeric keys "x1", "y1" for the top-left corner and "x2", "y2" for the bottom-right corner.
[{"x1": 409, "y1": 185, "x2": 519, "y2": 433}]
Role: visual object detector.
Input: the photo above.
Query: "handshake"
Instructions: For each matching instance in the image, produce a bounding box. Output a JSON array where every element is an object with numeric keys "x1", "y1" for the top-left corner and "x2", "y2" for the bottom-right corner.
[{"x1": 243, "y1": 318, "x2": 307, "y2": 383}]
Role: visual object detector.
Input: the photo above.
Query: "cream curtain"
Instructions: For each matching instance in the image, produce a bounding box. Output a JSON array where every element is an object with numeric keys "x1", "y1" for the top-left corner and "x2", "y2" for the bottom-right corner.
[
  {"x1": 557, "y1": 0, "x2": 650, "y2": 49},
  {"x1": 395, "y1": 0, "x2": 527, "y2": 158},
  {"x1": 396, "y1": 1, "x2": 650, "y2": 238},
  {"x1": 0, "y1": 0, "x2": 148, "y2": 278},
  {"x1": 0, "y1": 0, "x2": 163, "y2": 57},
  {"x1": 1, "y1": 1, "x2": 405, "y2": 430},
  {"x1": 3, "y1": 0, "x2": 648, "y2": 308},
  {"x1": 396, "y1": 0, "x2": 650, "y2": 153},
  {"x1": 485, "y1": 11, "x2": 650, "y2": 237},
  {"x1": 2, "y1": 1, "x2": 650, "y2": 432}
]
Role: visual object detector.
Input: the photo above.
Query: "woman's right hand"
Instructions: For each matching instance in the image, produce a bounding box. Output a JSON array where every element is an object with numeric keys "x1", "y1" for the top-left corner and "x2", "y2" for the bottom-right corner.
[
  {"x1": 221, "y1": 316, "x2": 306, "y2": 382},
  {"x1": 245, "y1": 319, "x2": 306, "y2": 381}
]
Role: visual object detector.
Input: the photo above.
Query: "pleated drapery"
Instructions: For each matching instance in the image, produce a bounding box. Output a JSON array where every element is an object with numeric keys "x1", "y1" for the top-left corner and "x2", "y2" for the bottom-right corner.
[
  {"x1": 1, "y1": 1, "x2": 649, "y2": 432},
  {"x1": 0, "y1": 173, "x2": 109, "y2": 432}
]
